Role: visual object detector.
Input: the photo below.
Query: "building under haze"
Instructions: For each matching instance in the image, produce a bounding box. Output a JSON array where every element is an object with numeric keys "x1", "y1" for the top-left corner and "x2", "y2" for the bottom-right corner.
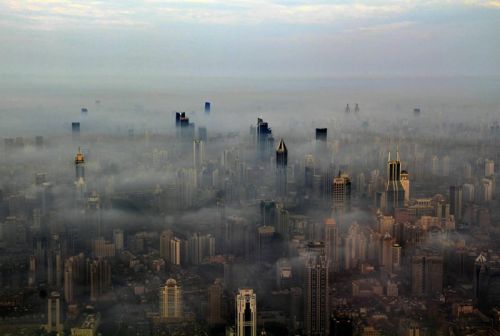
[
  {"x1": 386, "y1": 150, "x2": 405, "y2": 215},
  {"x1": 236, "y1": 288, "x2": 257, "y2": 336},
  {"x1": 276, "y1": 138, "x2": 288, "y2": 198},
  {"x1": 304, "y1": 241, "x2": 329, "y2": 336}
]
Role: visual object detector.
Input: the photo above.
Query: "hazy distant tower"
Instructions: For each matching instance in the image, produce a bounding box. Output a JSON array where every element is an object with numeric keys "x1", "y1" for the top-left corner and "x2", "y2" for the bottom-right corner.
[{"x1": 276, "y1": 139, "x2": 288, "y2": 198}]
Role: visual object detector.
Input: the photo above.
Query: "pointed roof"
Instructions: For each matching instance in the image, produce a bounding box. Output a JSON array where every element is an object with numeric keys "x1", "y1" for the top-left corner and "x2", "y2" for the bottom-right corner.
[
  {"x1": 276, "y1": 138, "x2": 287, "y2": 153},
  {"x1": 476, "y1": 253, "x2": 487, "y2": 264}
]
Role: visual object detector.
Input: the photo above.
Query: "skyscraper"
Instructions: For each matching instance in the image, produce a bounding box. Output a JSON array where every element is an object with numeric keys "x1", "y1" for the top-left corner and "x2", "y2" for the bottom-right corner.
[
  {"x1": 276, "y1": 138, "x2": 288, "y2": 198},
  {"x1": 204, "y1": 101, "x2": 211, "y2": 114},
  {"x1": 324, "y1": 218, "x2": 340, "y2": 273},
  {"x1": 304, "y1": 241, "x2": 329, "y2": 336},
  {"x1": 401, "y1": 170, "x2": 410, "y2": 204},
  {"x1": 45, "y1": 292, "x2": 63, "y2": 334},
  {"x1": 385, "y1": 150, "x2": 405, "y2": 214},
  {"x1": 88, "y1": 258, "x2": 111, "y2": 302},
  {"x1": 208, "y1": 280, "x2": 224, "y2": 325},
  {"x1": 380, "y1": 232, "x2": 394, "y2": 274},
  {"x1": 193, "y1": 139, "x2": 205, "y2": 171},
  {"x1": 332, "y1": 172, "x2": 351, "y2": 218},
  {"x1": 72, "y1": 122, "x2": 80, "y2": 139},
  {"x1": 411, "y1": 255, "x2": 443, "y2": 296},
  {"x1": 256, "y1": 118, "x2": 274, "y2": 161},
  {"x1": 160, "y1": 278, "x2": 183, "y2": 320},
  {"x1": 160, "y1": 230, "x2": 174, "y2": 262},
  {"x1": 236, "y1": 288, "x2": 257, "y2": 336},
  {"x1": 449, "y1": 186, "x2": 463, "y2": 221}
]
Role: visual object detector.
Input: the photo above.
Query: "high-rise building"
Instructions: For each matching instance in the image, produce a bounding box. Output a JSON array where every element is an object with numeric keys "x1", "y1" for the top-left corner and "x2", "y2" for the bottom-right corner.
[
  {"x1": 474, "y1": 253, "x2": 500, "y2": 310},
  {"x1": 175, "y1": 112, "x2": 195, "y2": 141},
  {"x1": 88, "y1": 258, "x2": 111, "y2": 302},
  {"x1": 315, "y1": 128, "x2": 327, "y2": 142},
  {"x1": 208, "y1": 280, "x2": 224, "y2": 325},
  {"x1": 485, "y1": 159, "x2": 495, "y2": 177},
  {"x1": 449, "y1": 186, "x2": 463, "y2": 221},
  {"x1": 160, "y1": 230, "x2": 174, "y2": 262},
  {"x1": 160, "y1": 278, "x2": 183, "y2": 320},
  {"x1": 188, "y1": 233, "x2": 215, "y2": 265},
  {"x1": 380, "y1": 232, "x2": 394, "y2": 274},
  {"x1": 198, "y1": 126, "x2": 208, "y2": 142},
  {"x1": 276, "y1": 139, "x2": 288, "y2": 197},
  {"x1": 401, "y1": 170, "x2": 410, "y2": 204},
  {"x1": 45, "y1": 291, "x2": 63, "y2": 334},
  {"x1": 205, "y1": 101, "x2": 211, "y2": 114},
  {"x1": 193, "y1": 139, "x2": 205, "y2": 171},
  {"x1": 344, "y1": 222, "x2": 367, "y2": 271},
  {"x1": 304, "y1": 241, "x2": 329, "y2": 336},
  {"x1": 324, "y1": 218, "x2": 340, "y2": 273},
  {"x1": 386, "y1": 150, "x2": 405, "y2": 214},
  {"x1": 332, "y1": 172, "x2": 351, "y2": 217},
  {"x1": 256, "y1": 118, "x2": 274, "y2": 161},
  {"x1": 411, "y1": 255, "x2": 443, "y2": 296},
  {"x1": 170, "y1": 237, "x2": 183, "y2": 265},
  {"x1": 113, "y1": 229, "x2": 124, "y2": 251},
  {"x1": 236, "y1": 288, "x2": 257, "y2": 336},
  {"x1": 305, "y1": 155, "x2": 315, "y2": 189},
  {"x1": 74, "y1": 148, "x2": 86, "y2": 203},
  {"x1": 72, "y1": 122, "x2": 80, "y2": 139}
]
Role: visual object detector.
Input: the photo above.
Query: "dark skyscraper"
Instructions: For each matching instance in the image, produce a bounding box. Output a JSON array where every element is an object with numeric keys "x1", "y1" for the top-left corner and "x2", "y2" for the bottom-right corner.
[
  {"x1": 276, "y1": 138, "x2": 287, "y2": 197},
  {"x1": 450, "y1": 185, "x2": 463, "y2": 222},
  {"x1": 256, "y1": 118, "x2": 274, "y2": 161},
  {"x1": 204, "y1": 101, "x2": 211, "y2": 114},
  {"x1": 72, "y1": 122, "x2": 80, "y2": 139},
  {"x1": 385, "y1": 150, "x2": 405, "y2": 215},
  {"x1": 304, "y1": 241, "x2": 329, "y2": 336}
]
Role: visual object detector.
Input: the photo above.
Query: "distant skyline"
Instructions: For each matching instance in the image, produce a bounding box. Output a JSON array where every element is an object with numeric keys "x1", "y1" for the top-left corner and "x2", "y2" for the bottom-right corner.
[{"x1": 1, "y1": 0, "x2": 499, "y2": 79}]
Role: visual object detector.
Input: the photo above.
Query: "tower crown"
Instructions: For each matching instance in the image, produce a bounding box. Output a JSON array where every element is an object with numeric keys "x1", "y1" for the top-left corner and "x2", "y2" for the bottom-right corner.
[
  {"x1": 276, "y1": 138, "x2": 287, "y2": 153},
  {"x1": 75, "y1": 148, "x2": 85, "y2": 164}
]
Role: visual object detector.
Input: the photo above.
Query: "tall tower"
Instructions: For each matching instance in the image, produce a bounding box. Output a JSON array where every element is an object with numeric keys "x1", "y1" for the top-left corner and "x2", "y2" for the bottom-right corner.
[
  {"x1": 159, "y1": 230, "x2": 174, "y2": 262},
  {"x1": 160, "y1": 278, "x2": 183, "y2": 320},
  {"x1": 236, "y1": 288, "x2": 257, "y2": 336},
  {"x1": 256, "y1": 118, "x2": 273, "y2": 161},
  {"x1": 193, "y1": 139, "x2": 205, "y2": 171},
  {"x1": 401, "y1": 170, "x2": 410, "y2": 204},
  {"x1": 332, "y1": 171, "x2": 351, "y2": 219},
  {"x1": 449, "y1": 186, "x2": 463, "y2": 221},
  {"x1": 276, "y1": 139, "x2": 288, "y2": 198},
  {"x1": 380, "y1": 232, "x2": 394, "y2": 275},
  {"x1": 304, "y1": 241, "x2": 329, "y2": 336},
  {"x1": 324, "y1": 218, "x2": 340, "y2": 273},
  {"x1": 45, "y1": 292, "x2": 63, "y2": 334},
  {"x1": 208, "y1": 280, "x2": 224, "y2": 325},
  {"x1": 385, "y1": 149, "x2": 405, "y2": 214},
  {"x1": 75, "y1": 148, "x2": 86, "y2": 203}
]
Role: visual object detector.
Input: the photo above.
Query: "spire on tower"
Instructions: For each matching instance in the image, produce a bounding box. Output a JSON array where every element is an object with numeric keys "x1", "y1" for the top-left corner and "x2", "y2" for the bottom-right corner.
[{"x1": 276, "y1": 138, "x2": 287, "y2": 153}]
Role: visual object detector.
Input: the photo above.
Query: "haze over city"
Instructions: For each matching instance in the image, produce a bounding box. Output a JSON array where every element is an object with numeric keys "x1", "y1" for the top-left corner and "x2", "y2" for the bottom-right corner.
[{"x1": 0, "y1": 1, "x2": 500, "y2": 336}]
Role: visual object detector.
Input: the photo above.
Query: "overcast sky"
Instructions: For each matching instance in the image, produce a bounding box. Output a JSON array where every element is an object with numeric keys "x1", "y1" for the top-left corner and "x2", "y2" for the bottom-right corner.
[{"x1": 1, "y1": 0, "x2": 499, "y2": 79}]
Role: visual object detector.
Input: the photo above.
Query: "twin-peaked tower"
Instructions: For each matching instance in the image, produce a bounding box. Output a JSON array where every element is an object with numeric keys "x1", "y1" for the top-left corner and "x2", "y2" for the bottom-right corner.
[{"x1": 385, "y1": 148, "x2": 405, "y2": 214}]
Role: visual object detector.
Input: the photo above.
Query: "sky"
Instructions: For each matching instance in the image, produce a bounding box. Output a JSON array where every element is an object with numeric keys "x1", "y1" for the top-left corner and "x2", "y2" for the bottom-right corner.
[{"x1": 0, "y1": 0, "x2": 499, "y2": 80}]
